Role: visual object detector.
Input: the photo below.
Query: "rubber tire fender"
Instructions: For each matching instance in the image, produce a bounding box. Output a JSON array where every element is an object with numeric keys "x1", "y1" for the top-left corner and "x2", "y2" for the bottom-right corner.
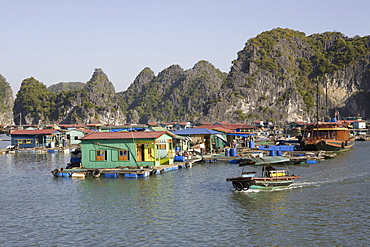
[
  {"x1": 243, "y1": 183, "x2": 250, "y2": 191},
  {"x1": 234, "y1": 181, "x2": 244, "y2": 191},
  {"x1": 51, "y1": 169, "x2": 59, "y2": 177},
  {"x1": 92, "y1": 169, "x2": 101, "y2": 178}
]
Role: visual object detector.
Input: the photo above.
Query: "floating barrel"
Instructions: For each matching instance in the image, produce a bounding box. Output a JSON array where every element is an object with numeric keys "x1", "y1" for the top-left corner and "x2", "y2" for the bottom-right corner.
[
  {"x1": 104, "y1": 173, "x2": 119, "y2": 178},
  {"x1": 276, "y1": 150, "x2": 282, "y2": 156},
  {"x1": 70, "y1": 157, "x2": 81, "y2": 163},
  {"x1": 174, "y1": 156, "x2": 185, "y2": 162},
  {"x1": 225, "y1": 148, "x2": 230, "y2": 157},
  {"x1": 230, "y1": 148, "x2": 237, "y2": 157},
  {"x1": 249, "y1": 141, "x2": 254, "y2": 148},
  {"x1": 269, "y1": 150, "x2": 276, "y2": 156},
  {"x1": 175, "y1": 147, "x2": 180, "y2": 152},
  {"x1": 306, "y1": 160, "x2": 317, "y2": 164}
]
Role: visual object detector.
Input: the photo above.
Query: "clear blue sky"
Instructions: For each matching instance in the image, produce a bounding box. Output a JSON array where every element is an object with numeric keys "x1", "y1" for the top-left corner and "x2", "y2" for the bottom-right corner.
[{"x1": 1, "y1": 0, "x2": 368, "y2": 95}]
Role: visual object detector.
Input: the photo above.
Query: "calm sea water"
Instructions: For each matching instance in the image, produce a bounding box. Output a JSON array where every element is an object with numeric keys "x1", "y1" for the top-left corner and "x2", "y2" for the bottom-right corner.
[{"x1": 0, "y1": 134, "x2": 369, "y2": 246}]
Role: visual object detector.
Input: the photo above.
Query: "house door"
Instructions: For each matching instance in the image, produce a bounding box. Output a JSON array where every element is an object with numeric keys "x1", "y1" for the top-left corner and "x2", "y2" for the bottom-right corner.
[{"x1": 136, "y1": 144, "x2": 145, "y2": 161}]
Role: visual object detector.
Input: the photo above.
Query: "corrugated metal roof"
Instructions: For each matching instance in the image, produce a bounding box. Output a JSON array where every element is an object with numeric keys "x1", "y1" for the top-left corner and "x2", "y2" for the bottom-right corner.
[
  {"x1": 11, "y1": 129, "x2": 60, "y2": 135},
  {"x1": 195, "y1": 125, "x2": 232, "y2": 133},
  {"x1": 80, "y1": 131, "x2": 175, "y2": 140}
]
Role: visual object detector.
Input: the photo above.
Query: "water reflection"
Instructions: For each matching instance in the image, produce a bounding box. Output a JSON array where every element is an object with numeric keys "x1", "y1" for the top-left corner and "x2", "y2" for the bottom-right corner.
[{"x1": 1, "y1": 143, "x2": 370, "y2": 246}]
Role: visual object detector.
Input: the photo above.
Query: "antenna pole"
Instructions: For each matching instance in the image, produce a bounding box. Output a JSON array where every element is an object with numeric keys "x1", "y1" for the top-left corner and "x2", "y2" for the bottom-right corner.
[{"x1": 316, "y1": 77, "x2": 319, "y2": 123}]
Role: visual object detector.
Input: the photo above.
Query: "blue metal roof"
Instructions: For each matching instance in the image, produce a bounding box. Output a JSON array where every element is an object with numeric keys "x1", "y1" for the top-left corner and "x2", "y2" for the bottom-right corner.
[{"x1": 172, "y1": 128, "x2": 223, "y2": 135}]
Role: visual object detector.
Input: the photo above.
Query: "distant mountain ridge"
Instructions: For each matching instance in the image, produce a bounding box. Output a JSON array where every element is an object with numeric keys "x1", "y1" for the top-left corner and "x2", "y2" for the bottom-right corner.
[{"x1": 1, "y1": 28, "x2": 370, "y2": 125}]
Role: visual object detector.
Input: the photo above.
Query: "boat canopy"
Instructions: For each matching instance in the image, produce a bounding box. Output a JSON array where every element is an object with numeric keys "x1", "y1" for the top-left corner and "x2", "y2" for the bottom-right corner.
[{"x1": 239, "y1": 156, "x2": 291, "y2": 167}]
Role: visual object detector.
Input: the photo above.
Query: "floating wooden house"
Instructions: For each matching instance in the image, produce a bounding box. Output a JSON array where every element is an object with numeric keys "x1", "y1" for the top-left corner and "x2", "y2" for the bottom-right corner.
[
  {"x1": 64, "y1": 128, "x2": 93, "y2": 145},
  {"x1": 10, "y1": 129, "x2": 62, "y2": 148},
  {"x1": 79, "y1": 131, "x2": 176, "y2": 168},
  {"x1": 172, "y1": 128, "x2": 225, "y2": 153}
]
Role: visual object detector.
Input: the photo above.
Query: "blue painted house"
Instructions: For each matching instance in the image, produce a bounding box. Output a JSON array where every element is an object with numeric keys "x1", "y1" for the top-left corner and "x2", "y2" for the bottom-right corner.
[{"x1": 10, "y1": 129, "x2": 61, "y2": 148}]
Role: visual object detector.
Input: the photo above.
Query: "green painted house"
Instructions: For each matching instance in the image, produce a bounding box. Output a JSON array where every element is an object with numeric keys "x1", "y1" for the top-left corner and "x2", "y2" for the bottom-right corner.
[
  {"x1": 79, "y1": 131, "x2": 176, "y2": 168},
  {"x1": 65, "y1": 128, "x2": 93, "y2": 145}
]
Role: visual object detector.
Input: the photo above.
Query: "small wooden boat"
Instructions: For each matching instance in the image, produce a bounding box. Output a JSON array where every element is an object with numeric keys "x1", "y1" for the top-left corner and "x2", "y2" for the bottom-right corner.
[{"x1": 226, "y1": 157, "x2": 300, "y2": 191}]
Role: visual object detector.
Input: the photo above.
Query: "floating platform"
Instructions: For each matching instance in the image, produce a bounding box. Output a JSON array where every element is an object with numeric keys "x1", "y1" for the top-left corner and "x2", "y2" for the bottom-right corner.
[
  {"x1": 1, "y1": 147, "x2": 75, "y2": 155},
  {"x1": 51, "y1": 161, "x2": 195, "y2": 179}
]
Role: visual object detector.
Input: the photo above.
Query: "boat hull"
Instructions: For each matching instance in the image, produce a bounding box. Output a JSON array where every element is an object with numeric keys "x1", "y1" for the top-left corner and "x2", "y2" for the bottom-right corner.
[
  {"x1": 304, "y1": 138, "x2": 355, "y2": 151},
  {"x1": 227, "y1": 176, "x2": 300, "y2": 191}
]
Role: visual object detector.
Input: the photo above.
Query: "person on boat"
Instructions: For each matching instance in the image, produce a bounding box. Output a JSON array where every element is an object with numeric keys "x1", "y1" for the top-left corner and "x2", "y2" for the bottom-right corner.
[
  {"x1": 199, "y1": 142, "x2": 205, "y2": 156},
  {"x1": 232, "y1": 139, "x2": 237, "y2": 149},
  {"x1": 264, "y1": 164, "x2": 276, "y2": 177}
]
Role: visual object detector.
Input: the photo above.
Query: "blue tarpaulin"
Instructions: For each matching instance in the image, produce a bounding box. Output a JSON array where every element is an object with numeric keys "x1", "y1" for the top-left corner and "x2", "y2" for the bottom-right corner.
[
  {"x1": 258, "y1": 145, "x2": 294, "y2": 151},
  {"x1": 226, "y1": 133, "x2": 255, "y2": 138},
  {"x1": 110, "y1": 128, "x2": 145, "y2": 132}
]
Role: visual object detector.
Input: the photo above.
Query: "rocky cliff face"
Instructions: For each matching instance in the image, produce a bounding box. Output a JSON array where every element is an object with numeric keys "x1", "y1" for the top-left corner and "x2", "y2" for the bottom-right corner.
[
  {"x1": 205, "y1": 29, "x2": 370, "y2": 123},
  {"x1": 13, "y1": 69, "x2": 126, "y2": 125},
  {"x1": 118, "y1": 60, "x2": 227, "y2": 123},
  {"x1": 0, "y1": 74, "x2": 14, "y2": 125},
  {"x1": 9, "y1": 29, "x2": 370, "y2": 125},
  {"x1": 51, "y1": 68, "x2": 126, "y2": 125}
]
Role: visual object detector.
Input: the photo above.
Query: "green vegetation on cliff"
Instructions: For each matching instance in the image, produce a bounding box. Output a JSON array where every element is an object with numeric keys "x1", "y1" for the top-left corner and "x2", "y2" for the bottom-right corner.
[
  {"x1": 48, "y1": 82, "x2": 85, "y2": 93},
  {"x1": 14, "y1": 77, "x2": 55, "y2": 124},
  {"x1": 13, "y1": 69, "x2": 124, "y2": 125},
  {"x1": 0, "y1": 74, "x2": 14, "y2": 124}
]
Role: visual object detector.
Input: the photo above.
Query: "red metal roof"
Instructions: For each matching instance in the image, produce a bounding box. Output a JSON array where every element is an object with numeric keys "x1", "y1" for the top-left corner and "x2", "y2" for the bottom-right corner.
[
  {"x1": 221, "y1": 123, "x2": 254, "y2": 129},
  {"x1": 177, "y1": 122, "x2": 190, "y2": 125},
  {"x1": 11, "y1": 129, "x2": 60, "y2": 135},
  {"x1": 80, "y1": 131, "x2": 175, "y2": 140},
  {"x1": 58, "y1": 124, "x2": 87, "y2": 128},
  {"x1": 147, "y1": 122, "x2": 159, "y2": 126}
]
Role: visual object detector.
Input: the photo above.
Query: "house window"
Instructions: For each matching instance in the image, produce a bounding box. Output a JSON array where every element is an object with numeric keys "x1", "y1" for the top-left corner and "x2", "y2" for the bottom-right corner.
[
  {"x1": 157, "y1": 144, "x2": 166, "y2": 150},
  {"x1": 96, "y1": 150, "x2": 107, "y2": 161},
  {"x1": 148, "y1": 148, "x2": 153, "y2": 159},
  {"x1": 74, "y1": 136, "x2": 79, "y2": 140},
  {"x1": 118, "y1": 150, "x2": 129, "y2": 161},
  {"x1": 26, "y1": 139, "x2": 32, "y2": 144}
]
